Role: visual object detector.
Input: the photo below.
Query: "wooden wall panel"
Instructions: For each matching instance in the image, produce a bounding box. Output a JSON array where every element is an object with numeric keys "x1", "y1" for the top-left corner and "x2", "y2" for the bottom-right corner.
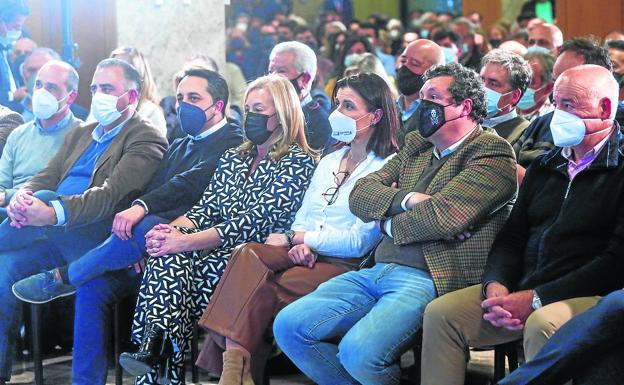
[
  {"x1": 556, "y1": 0, "x2": 624, "y2": 40},
  {"x1": 23, "y1": 0, "x2": 117, "y2": 108},
  {"x1": 462, "y1": 0, "x2": 501, "y2": 31}
]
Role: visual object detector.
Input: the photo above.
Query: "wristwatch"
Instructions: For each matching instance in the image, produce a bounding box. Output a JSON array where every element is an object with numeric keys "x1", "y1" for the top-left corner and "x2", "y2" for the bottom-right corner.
[
  {"x1": 285, "y1": 229, "x2": 295, "y2": 249},
  {"x1": 531, "y1": 291, "x2": 543, "y2": 310}
]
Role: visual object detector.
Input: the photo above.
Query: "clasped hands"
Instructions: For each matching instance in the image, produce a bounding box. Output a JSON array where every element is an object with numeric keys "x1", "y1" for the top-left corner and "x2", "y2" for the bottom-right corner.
[
  {"x1": 481, "y1": 282, "x2": 534, "y2": 331},
  {"x1": 7, "y1": 190, "x2": 57, "y2": 228},
  {"x1": 144, "y1": 223, "x2": 188, "y2": 257}
]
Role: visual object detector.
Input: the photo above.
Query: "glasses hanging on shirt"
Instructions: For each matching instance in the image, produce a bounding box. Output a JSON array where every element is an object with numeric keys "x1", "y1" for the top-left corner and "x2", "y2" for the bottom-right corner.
[{"x1": 322, "y1": 171, "x2": 351, "y2": 206}]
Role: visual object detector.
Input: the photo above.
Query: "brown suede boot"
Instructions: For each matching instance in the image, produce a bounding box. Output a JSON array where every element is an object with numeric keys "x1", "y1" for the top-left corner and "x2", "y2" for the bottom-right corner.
[{"x1": 218, "y1": 349, "x2": 255, "y2": 385}]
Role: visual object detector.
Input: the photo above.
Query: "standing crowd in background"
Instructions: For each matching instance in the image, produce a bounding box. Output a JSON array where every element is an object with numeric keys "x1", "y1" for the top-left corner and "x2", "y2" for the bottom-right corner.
[{"x1": 1, "y1": 0, "x2": 624, "y2": 384}]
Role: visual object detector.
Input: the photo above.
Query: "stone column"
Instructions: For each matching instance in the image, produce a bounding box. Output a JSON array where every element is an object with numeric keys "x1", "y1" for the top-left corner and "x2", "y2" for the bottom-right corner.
[{"x1": 116, "y1": 0, "x2": 226, "y2": 99}]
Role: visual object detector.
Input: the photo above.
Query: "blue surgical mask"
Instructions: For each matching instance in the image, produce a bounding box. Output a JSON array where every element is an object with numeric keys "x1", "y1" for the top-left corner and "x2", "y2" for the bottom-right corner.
[
  {"x1": 441, "y1": 47, "x2": 457, "y2": 64},
  {"x1": 177, "y1": 101, "x2": 216, "y2": 137},
  {"x1": 462, "y1": 42, "x2": 469, "y2": 54},
  {"x1": 517, "y1": 88, "x2": 537, "y2": 110},
  {"x1": 420, "y1": 29, "x2": 429, "y2": 39},
  {"x1": 527, "y1": 45, "x2": 551, "y2": 55},
  {"x1": 0, "y1": 29, "x2": 21, "y2": 46},
  {"x1": 485, "y1": 88, "x2": 512, "y2": 117},
  {"x1": 344, "y1": 53, "x2": 358, "y2": 67},
  {"x1": 550, "y1": 109, "x2": 587, "y2": 147}
]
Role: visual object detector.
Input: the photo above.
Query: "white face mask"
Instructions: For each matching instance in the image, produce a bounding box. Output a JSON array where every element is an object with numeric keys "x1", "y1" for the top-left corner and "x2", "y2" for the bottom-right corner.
[
  {"x1": 32, "y1": 88, "x2": 67, "y2": 120},
  {"x1": 91, "y1": 91, "x2": 129, "y2": 126},
  {"x1": 328, "y1": 109, "x2": 371, "y2": 143},
  {"x1": 0, "y1": 29, "x2": 21, "y2": 46},
  {"x1": 550, "y1": 109, "x2": 612, "y2": 147}
]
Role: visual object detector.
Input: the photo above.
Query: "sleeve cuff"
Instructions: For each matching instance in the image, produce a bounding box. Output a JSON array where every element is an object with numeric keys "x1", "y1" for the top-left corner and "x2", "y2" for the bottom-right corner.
[
  {"x1": 401, "y1": 192, "x2": 417, "y2": 211},
  {"x1": 132, "y1": 199, "x2": 149, "y2": 215},
  {"x1": 303, "y1": 230, "x2": 320, "y2": 249},
  {"x1": 384, "y1": 218, "x2": 393, "y2": 238},
  {"x1": 49, "y1": 199, "x2": 66, "y2": 226}
]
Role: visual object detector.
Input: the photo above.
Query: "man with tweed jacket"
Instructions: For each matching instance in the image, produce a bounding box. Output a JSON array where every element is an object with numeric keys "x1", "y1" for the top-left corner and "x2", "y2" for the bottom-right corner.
[
  {"x1": 421, "y1": 64, "x2": 624, "y2": 385},
  {"x1": 272, "y1": 62, "x2": 517, "y2": 385}
]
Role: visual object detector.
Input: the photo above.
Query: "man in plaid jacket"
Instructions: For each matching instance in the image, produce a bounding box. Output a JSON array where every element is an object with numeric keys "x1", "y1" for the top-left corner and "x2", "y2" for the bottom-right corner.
[{"x1": 273, "y1": 62, "x2": 517, "y2": 385}]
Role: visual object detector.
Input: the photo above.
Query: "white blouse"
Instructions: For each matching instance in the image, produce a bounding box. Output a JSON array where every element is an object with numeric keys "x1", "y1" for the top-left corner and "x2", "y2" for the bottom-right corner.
[{"x1": 291, "y1": 146, "x2": 392, "y2": 258}]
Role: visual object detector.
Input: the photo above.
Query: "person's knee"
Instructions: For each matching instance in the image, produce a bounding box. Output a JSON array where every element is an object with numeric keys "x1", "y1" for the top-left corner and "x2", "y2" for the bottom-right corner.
[
  {"x1": 274, "y1": 305, "x2": 304, "y2": 348},
  {"x1": 338, "y1": 335, "x2": 386, "y2": 383},
  {"x1": 422, "y1": 295, "x2": 457, "y2": 335},
  {"x1": 600, "y1": 290, "x2": 624, "y2": 315}
]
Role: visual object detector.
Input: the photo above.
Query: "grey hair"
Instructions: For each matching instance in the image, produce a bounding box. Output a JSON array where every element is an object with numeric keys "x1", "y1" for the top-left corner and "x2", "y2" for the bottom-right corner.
[
  {"x1": 270, "y1": 41, "x2": 317, "y2": 84},
  {"x1": 96, "y1": 57, "x2": 142, "y2": 95},
  {"x1": 40, "y1": 60, "x2": 79, "y2": 92},
  {"x1": 481, "y1": 48, "x2": 532, "y2": 97},
  {"x1": 523, "y1": 51, "x2": 555, "y2": 86},
  {"x1": 26, "y1": 47, "x2": 61, "y2": 61}
]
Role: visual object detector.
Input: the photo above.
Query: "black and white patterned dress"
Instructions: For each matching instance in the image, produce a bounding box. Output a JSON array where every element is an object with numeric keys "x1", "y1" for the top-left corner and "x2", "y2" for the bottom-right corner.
[{"x1": 130, "y1": 144, "x2": 315, "y2": 385}]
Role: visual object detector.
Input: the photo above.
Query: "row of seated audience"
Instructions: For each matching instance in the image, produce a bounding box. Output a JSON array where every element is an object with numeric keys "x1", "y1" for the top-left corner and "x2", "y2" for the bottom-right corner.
[{"x1": 1, "y1": 1, "x2": 624, "y2": 385}]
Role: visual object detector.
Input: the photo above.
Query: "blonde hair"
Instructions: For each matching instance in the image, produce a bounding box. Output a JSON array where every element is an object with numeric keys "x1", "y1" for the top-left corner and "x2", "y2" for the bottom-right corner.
[
  {"x1": 110, "y1": 46, "x2": 159, "y2": 108},
  {"x1": 238, "y1": 74, "x2": 316, "y2": 162}
]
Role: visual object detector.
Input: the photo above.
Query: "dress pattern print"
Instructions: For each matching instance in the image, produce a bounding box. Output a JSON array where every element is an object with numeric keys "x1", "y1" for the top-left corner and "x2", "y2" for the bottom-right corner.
[{"x1": 130, "y1": 145, "x2": 315, "y2": 385}]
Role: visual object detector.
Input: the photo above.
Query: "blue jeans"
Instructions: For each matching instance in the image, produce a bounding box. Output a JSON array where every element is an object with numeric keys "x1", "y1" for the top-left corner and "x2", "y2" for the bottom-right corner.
[
  {"x1": 67, "y1": 214, "x2": 166, "y2": 287},
  {"x1": 72, "y1": 269, "x2": 141, "y2": 385},
  {"x1": 70, "y1": 214, "x2": 167, "y2": 385},
  {"x1": 499, "y1": 290, "x2": 624, "y2": 385},
  {"x1": 273, "y1": 263, "x2": 437, "y2": 385},
  {"x1": 0, "y1": 190, "x2": 112, "y2": 380}
]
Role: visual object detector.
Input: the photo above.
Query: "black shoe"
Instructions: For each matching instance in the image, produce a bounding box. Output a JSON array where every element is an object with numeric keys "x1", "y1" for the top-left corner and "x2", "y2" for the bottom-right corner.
[{"x1": 119, "y1": 324, "x2": 173, "y2": 377}]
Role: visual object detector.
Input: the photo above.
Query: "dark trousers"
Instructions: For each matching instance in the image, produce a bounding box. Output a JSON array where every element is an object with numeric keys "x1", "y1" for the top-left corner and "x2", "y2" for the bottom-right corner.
[
  {"x1": 196, "y1": 242, "x2": 354, "y2": 383},
  {"x1": 499, "y1": 289, "x2": 624, "y2": 385}
]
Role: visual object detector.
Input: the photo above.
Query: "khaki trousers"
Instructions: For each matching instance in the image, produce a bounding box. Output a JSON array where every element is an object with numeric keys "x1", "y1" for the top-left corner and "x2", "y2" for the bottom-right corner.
[
  {"x1": 420, "y1": 284, "x2": 600, "y2": 385},
  {"x1": 195, "y1": 242, "x2": 355, "y2": 383}
]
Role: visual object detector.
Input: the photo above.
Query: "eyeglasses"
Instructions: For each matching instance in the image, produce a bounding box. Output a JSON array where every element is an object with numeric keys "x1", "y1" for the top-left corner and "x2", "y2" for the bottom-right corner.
[{"x1": 322, "y1": 171, "x2": 350, "y2": 205}]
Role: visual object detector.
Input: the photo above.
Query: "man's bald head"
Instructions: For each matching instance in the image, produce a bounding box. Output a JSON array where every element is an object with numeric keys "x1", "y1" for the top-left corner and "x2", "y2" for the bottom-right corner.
[
  {"x1": 403, "y1": 39, "x2": 445, "y2": 68},
  {"x1": 528, "y1": 23, "x2": 563, "y2": 51},
  {"x1": 555, "y1": 64, "x2": 619, "y2": 119},
  {"x1": 499, "y1": 40, "x2": 528, "y2": 56}
]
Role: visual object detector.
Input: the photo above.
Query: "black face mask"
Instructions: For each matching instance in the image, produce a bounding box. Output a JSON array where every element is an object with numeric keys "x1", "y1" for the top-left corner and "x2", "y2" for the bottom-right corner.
[
  {"x1": 244, "y1": 112, "x2": 275, "y2": 145},
  {"x1": 416, "y1": 99, "x2": 462, "y2": 138},
  {"x1": 290, "y1": 73, "x2": 303, "y2": 96},
  {"x1": 397, "y1": 65, "x2": 425, "y2": 96},
  {"x1": 489, "y1": 39, "x2": 502, "y2": 48}
]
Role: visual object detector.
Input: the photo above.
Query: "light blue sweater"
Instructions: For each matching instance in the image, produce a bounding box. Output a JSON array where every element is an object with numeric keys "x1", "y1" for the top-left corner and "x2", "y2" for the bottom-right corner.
[{"x1": 0, "y1": 112, "x2": 82, "y2": 202}]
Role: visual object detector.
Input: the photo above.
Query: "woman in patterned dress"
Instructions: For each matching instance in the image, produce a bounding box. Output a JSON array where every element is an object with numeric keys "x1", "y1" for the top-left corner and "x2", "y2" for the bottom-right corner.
[
  {"x1": 118, "y1": 74, "x2": 317, "y2": 385},
  {"x1": 195, "y1": 73, "x2": 399, "y2": 385}
]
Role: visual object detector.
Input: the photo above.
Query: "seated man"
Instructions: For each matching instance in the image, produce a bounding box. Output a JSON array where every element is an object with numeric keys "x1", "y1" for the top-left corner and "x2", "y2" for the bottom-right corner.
[
  {"x1": 274, "y1": 62, "x2": 518, "y2": 385},
  {"x1": 0, "y1": 61, "x2": 82, "y2": 213},
  {"x1": 499, "y1": 289, "x2": 624, "y2": 385},
  {"x1": 0, "y1": 57, "x2": 167, "y2": 385},
  {"x1": 0, "y1": 104, "x2": 22, "y2": 155},
  {"x1": 421, "y1": 64, "x2": 624, "y2": 385},
  {"x1": 12, "y1": 68, "x2": 244, "y2": 385},
  {"x1": 480, "y1": 49, "x2": 532, "y2": 147},
  {"x1": 268, "y1": 41, "x2": 334, "y2": 154},
  {"x1": 514, "y1": 37, "x2": 614, "y2": 177}
]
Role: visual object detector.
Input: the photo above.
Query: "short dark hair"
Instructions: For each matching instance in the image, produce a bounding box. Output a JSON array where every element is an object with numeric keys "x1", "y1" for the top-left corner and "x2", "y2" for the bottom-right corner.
[
  {"x1": 333, "y1": 73, "x2": 399, "y2": 158},
  {"x1": 96, "y1": 58, "x2": 143, "y2": 95},
  {"x1": 432, "y1": 28, "x2": 462, "y2": 46},
  {"x1": 559, "y1": 36, "x2": 613, "y2": 72},
  {"x1": 181, "y1": 68, "x2": 229, "y2": 106},
  {"x1": 0, "y1": 0, "x2": 29, "y2": 23},
  {"x1": 423, "y1": 62, "x2": 488, "y2": 124},
  {"x1": 606, "y1": 39, "x2": 624, "y2": 51}
]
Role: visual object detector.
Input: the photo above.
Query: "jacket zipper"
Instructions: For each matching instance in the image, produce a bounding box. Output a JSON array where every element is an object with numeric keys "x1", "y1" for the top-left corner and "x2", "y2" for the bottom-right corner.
[{"x1": 536, "y1": 174, "x2": 573, "y2": 263}]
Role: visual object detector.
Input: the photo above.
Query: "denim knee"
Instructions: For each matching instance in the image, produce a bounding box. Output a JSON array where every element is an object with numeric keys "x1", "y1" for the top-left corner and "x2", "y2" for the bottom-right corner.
[
  {"x1": 600, "y1": 290, "x2": 624, "y2": 315},
  {"x1": 274, "y1": 305, "x2": 305, "y2": 349}
]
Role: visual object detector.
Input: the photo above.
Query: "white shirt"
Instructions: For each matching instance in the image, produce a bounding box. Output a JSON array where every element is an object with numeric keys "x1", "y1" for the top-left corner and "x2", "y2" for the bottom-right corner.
[
  {"x1": 482, "y1": 109, "x2": 518, "y2": 128},
  {"x1": 290, "y1": 146, "x2": 391, "y2": 258}
]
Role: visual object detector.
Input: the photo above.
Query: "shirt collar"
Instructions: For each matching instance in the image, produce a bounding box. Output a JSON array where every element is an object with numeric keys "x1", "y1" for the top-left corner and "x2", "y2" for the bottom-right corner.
[
  {"x1": 561, "y1": 131, "x2": 612, "y2": 164},
  {"x1": 397, "y1": 96, "x2": 421, "y2": 122},
  {"x1": 433, "y1": 127, "x2": 474, "y2": 159},
  {"x1": 482, "y1": 109, "x2": 518, "y2": 128},
  {"x1": 92, "y1": 118, "x2": 129, "y2": 144},
  {"x1": 35, "y1": 111, "x2": 73, "y2": 134},
  {"x1": 301, "y1": 93, "x2": 313, "y2": 107},
  {"x1": 192, "y1": 118, "x2": 227, "y2": 140}
]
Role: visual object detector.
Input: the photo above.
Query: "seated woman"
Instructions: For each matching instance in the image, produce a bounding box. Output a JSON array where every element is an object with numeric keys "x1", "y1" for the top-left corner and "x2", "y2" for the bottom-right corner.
[
  {"x1": 118, "y1": 74, "x2": 317, "y2": 385},
  {"x1": 195, "y1": 73, "x2": 399, "y2": 385}
]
